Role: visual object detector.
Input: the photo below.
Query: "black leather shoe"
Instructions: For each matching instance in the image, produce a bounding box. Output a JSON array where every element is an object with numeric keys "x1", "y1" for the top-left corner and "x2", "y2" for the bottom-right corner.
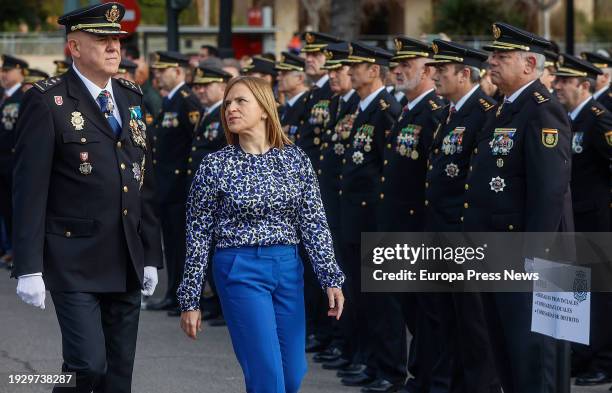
[
  {"x1": 314, "y1": 347, "x2": 343, "y2": 363},
  {"x1": 145, "y1": 298, "x2": 177, "y2": 311},
  {"x1": 337, "y1": 363, "x2": 367, "y2": 378},
  {"x1": 361, "y1": 378, "x2": 399, "y2": 392},
  {"x1": 208, "y1": 316, "x2": 227, "y2": 327},
  {"x1": 575, "y1": 371, "x2": 612, "y2": 386},
  {"x1": 341, "y1": 372, "x2": 375, "y2": 387},
  {"x1": 201, "y1": 310, "x2": 220, "y2": 321},
  {"x1": 166, "y1": 308, "x2": 181, "y2": 317},
  {"x1": 305, "y1": 334, "x2": 325, "y2": 353},
  {"x1": 322, "y1": 357, "x2": 350, "y2": 370}
]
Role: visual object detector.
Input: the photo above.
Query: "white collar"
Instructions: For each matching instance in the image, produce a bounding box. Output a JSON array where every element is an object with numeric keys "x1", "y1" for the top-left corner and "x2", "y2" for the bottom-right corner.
[
  {"x1": 315, "y1": 74, "x2": 329, "y2": 88},
  {"x1": 206, "y1": 100, "x2": 222, "y2": 114},
  {"x1": 386, "y1": 85, "x2": 394, "y2": 93},
  {"x1": 72, "y1": 64, "x2": 121, "y2": 125},
  {"x1": 167, "y1": 81, "x2": 186, "y2": 100},
  {"x1": 342, "y1": 89, "x2": 355, "y2": 102},
  {"x1": 593, "y1": 85, "x2": 609, "y2": 100},
  {"x1": 394, "y1": 91, "x2": 405, "y2": 103},
  {"x1": 452, "y1": 85, "x2": 480, "y2": 112},
  {"x1": 359, "y1": 86, "x2": 386, "y2": 112},
  {"x1": 4, "y1": 83, "x2": 22, "y2": 98},
  {"x1": 505, "y1": 79, "x2": 537, "y2": 103},
  {"x1": 407, "y1": 88, "x2": 434, "y2": 111},
  {"x1": 286, "y1": 90, "x2": 306, "y2": 107},
  {"x1": 569, "y1": 96, "x2": 592, "y2": 121}
]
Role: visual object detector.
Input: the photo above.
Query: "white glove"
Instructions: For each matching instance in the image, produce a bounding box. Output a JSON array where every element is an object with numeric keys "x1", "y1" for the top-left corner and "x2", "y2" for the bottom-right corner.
[
  {"x1": 16, "y1": 273, "x2": 46, "y2": 309},
  {"x1": 142, "y1": 266, "x2": 158, "y2": 296}
]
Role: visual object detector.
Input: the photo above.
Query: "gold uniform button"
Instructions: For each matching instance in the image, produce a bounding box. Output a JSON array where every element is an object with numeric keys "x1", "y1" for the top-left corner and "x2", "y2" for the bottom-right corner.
[
  {"x1": 464, "y1": 184, "x2": 469, "y2": 190},
  {"x1": 508, "y1": 224, "x2": 514, "y2": 231},
  {"x1": 425, "y1": 182, "x2": 429, "y2": 188},
  {"x1": 192, "y1": 146, "x2": 196, "y2": 151},
  {"x1": 463, "y1": 202, "x2": 469, "y2": 209},
  {"x1": 387, "y1": 143, "x2": 392, "y2": 149},
  {"x1": 381, "y1": 176, "x2": 385, "y2": 182},
  {"x1": 323, "y1": 143, "x2": 328, "y2": 148},
  {"x1": 317, "y1": 169, "x2": 322, "y2": 175},
  {"x1": 384, "y1": 160, "x2": 388, "y2": 166},
  {"x1": 409, "y1": 209, "x2": 414, "y2": 215},
  {"x1": 473, "y1": 147, "x2": 478, "y2": 154},
  {"x1": 379, "y1": 193, "x2": 384, "y2": 200},
  {"x1": 152, "y1": 148, "x2": 157, "y2": 153},
  {"x1": 116, "y1": 141, "x2": 122, "y2": 148},
  {"x1": 338, "y1": 174, "x2": 343, "y2": 180},
  {"x1": 428, "y1": 165, "x2": 433, "y2": 170},
  {"x1": 342, "y1": 158, "x2": 346, "y2": 164},
  {"x1": 188, "y1": 157, "x2": 193, "y2": 163},
  {"x1": 434, "y1": 148, "x2": 439, "y2": 154},
  {"x1": 123, "y1": 186, "x2": 128, "y2": 193},
  {"x1": 196, "y1": 136, "x2": 201, "y2": 141},
  {"x1": 174, "y1": 169, "x2": 180, "y2": 175},
  {"x1": 460, "y1": 216, "x2": 464, "y2": 222},
  {"x1": 123, "y1": 209, "x2": 128, "y2": 216},
  {"x1": 469, "y1": 165, "x2": 473, "y2": 171},
  {"x1": 153, "y1": 159, "x2": 157, "y2": 164},
  {"x1": 320, "y1": 155, "x2": 324, "y2": 161},
  {"x1": 153, "y1": 136, "x2": 157, "y2": 141},
  {"x1": 187, "y1": 169, "x2": 192, "y2": 175},
  {"x1": 338, "y1": 190, "x2": 343, "y2": 196},
  {"x1": 120, "y1": 163, "x2": 126, "y2": 170},
  {"x1": 65, "y1": 231, "x2": 72, "y2": 238},
  {"x1": 80, "y1": 137, "x2": 87, "y2": 143},
  {"x1": 424, "y1": 200, "x2": 429, "y2": 206},
  {"x1": 361, "y1": 201, "x2": 367, "y2": 207}
]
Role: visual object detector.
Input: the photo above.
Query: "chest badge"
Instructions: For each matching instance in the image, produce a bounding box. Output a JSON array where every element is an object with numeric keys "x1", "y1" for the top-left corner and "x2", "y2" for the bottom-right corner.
[
  {"x1": 541, "y1": 128, "x2": 558, "y2": 148},
  {"x1": 79, "y1": 151, "x2": 92, "y2": 175},
  {"x1": 71, "y1": 111, "x2": 85, "y2": 131},
  {"x1": 54, "y1": 96, "x2": 63, "y2": 106},
  {"x1": 572, "y1": 132, "x2": 584, "y2": 154},
  {"x1": 444, "y1": 163, "x2": 459, "y2": 178},
  {"x1": 489, "y1": 176, "x2": 506, "y2": 193}
]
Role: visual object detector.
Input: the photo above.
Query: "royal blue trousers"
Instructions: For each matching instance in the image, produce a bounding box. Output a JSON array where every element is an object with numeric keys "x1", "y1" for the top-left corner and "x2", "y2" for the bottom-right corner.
[{"x1": 213, "y1": 245, "x2": 308, "y2": 393}]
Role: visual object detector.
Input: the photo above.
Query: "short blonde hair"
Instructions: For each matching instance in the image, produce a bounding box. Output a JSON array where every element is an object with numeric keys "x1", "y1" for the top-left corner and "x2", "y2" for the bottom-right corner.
[{"x1": 221, "y1": 76, "x2": 291, "y2": 148}]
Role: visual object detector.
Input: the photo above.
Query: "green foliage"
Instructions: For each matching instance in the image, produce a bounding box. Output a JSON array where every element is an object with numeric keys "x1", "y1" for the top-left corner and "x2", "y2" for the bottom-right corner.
[
  {"x1": 587, "y1": 18, "x2": 612, "y2": 42},
  {"x1": 433, "y1": 0, "x2": 526, "y2": 36},
  {"x1": 0, "y1": 0, "x2": 60, "y2": 31}
]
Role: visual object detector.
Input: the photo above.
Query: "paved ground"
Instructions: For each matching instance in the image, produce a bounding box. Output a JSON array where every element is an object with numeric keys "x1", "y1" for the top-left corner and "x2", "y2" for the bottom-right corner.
[{"x1": 0, "y1": 266, "x2": 609, "y2": 393}]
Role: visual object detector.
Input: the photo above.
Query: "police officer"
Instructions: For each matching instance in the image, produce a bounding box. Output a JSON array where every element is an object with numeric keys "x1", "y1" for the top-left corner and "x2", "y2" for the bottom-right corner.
[
  {"x1": 338, "y1": 42, "x2": 401, "y2": 388},
  {"x1": 0, "y1": 54, "x2": 28, "y2": 267},
  {"x1": 385, "y1": 62, "x2": 408, "y2": 107},
  {"x1": 312, "y1": 42, "x2": 360, "y2": 369},
  {"x1": 187, "y1": 66, "x2": 230, "y2": 180},
  {"x1": 362, "y1": 37, "x2": 444, "y2": 392},
  {"x1": 553, "y1": 54, "x2": 612, "y2": 387},
  {"x1": 463, "y1": 22, "x2": 572, "y2": 393},
  {"x1": 276, "y1": 53, "x2": 309, "y2": 144},
  {"x1": 424, "y1": 39, "x2": 500, "y2": 393},
  {"x1": 114, "y1": 58, "x2": 138, "y2": 83},
  {"x1": 299, "y1": 32, "x2": 342, "y2": 167},
  {"x1": 581, "y1": 52, "x2": 612, "y2": 111},
  {"x1": 12, "y1": 3, "x2": 162, "y2": 392},
  {"x1": 146, "y1": 51, "x2": 201, "y2": 313}
]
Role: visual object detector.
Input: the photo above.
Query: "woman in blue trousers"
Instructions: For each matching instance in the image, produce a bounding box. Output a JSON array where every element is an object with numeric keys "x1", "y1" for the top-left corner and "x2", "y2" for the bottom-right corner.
[{"x1": 177, "y1": 76, "x2": 346, "y2": 393}]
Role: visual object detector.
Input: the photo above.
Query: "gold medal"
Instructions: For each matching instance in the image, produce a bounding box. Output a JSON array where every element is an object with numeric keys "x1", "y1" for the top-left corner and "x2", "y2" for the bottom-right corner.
[
  {"x1": 411, "y1": 150, "x2": 419, "y2": 160},
  {"x1": 71, "y1": 111, "x2": 85, "y2": 131},
  {"x1": 364, "y1": 144, "x2": 371, "y2": 152},
  {"x1": 496, "y1": 158, "x2": 504, "y2": 167},
  {"x1": 314, "y1": 137, "x2": 321, "y2": 145}
]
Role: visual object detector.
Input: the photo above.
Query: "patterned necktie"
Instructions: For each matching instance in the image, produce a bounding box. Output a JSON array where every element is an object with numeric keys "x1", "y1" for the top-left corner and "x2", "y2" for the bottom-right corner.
[
  {"x1": 446, "y1": 105, "x2": 456, "y2": 124},
  {"x1": 97, "y1": 90, "x2": 121, "y2": 135}
]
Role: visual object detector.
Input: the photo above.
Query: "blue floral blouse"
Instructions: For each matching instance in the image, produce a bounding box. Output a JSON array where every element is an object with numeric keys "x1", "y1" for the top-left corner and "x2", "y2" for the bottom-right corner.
[{"x1": 177, "y1": 143, "x2": 345, "y2": 311}]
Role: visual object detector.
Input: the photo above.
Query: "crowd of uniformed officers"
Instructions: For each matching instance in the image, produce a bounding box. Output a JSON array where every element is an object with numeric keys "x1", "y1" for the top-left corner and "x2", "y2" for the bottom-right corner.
[{"x1": 1, "y1": 18, "x2": 612, "y2": 393}]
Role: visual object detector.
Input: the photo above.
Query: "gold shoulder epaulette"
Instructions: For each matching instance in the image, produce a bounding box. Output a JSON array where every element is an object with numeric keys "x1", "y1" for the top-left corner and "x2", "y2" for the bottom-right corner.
[
  {"x1": 33, "y1": 76, "x2": 63, "y2": 92},
  {"x1": 429, "y1": 99, "x2": 441, "y2": 111},
  {"x1": 533, "y1": 91, "x2": 549, "y2": 104},
  {"x1": 116, "y1": 78, "x2": 143, "y2": 95},
  {"x1": 478, "y1": 98, "x2": 494, "y2": 112},
  {"x1": 591, "y1": 106, "x2": 605, "y2": 117}
]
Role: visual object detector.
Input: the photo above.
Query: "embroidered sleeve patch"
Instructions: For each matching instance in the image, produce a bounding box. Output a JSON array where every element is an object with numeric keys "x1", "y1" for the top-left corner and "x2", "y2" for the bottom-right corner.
[{"x1": 541, "y1": 128, "x2": 558, "y2": 148}]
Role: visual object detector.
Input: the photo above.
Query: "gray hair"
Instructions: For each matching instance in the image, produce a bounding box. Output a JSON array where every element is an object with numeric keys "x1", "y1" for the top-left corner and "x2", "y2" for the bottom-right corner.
[
  {"x1": 519, "y1": 51, "x2": 545, "y2": 77},
  {"x1": 453, "y1": 64, "x2": 481, "y2": 84}
]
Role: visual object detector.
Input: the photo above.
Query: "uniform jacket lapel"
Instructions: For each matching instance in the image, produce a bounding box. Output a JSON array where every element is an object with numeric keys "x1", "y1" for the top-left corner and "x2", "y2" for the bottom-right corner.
[
  {"x1": 66, "y1": 69, "x2": 116, "y2": 140},
  {"x1": 112, "y1": 79, "x2": 131, "y2": 141}
]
